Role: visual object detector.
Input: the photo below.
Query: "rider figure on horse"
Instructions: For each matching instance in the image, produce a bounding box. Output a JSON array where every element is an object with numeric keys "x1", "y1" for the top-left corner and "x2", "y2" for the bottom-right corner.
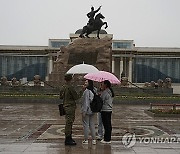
[
  {"x1": 87, "y1": 6, "x2": 101, "y2": 27},
  {"x1": 79, "y1": 6, "x2": 108, "y2": 39}
]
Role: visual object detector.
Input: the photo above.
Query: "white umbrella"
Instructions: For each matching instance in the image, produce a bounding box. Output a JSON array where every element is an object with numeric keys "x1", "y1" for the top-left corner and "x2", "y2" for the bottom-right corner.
[{"x1": 66, "y1": 63, "x2": 99, "y2": 74}]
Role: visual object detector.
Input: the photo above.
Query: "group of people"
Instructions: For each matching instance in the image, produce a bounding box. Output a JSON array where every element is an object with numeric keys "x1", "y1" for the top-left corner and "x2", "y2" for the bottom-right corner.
[{"x1": 60, "y1": 74, "x2": 114, "y2": 146}]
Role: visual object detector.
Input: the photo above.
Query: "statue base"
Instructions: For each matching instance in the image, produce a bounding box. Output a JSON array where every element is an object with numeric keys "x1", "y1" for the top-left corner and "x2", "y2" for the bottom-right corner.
[{"x1": 48, "y1": 37, "x2": 112, "y2": 86}]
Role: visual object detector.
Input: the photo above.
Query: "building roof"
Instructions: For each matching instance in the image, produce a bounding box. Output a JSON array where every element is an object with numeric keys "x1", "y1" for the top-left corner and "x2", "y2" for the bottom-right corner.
[
  {"x1": 0, "y1": 45, "x2": 60, "y2": 55},
  {"x1": 0, "y1": 45, "x2": 48, "y2": 51},
  {"x1": 135, "y1": 47, "x2": 180, "y2": 53}
]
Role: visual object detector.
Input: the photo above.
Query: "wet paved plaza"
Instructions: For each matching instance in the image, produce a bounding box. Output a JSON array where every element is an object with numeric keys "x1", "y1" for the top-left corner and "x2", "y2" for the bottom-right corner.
[{"x1": 0, "y1": 102, "x2": 180, "y2": 154}]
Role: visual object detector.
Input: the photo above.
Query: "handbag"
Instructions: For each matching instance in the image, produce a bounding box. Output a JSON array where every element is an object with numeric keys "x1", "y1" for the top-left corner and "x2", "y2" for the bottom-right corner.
[
  {"x1": 58, "y1": 103, "x2": 65, "y2": 116},
  {"x1": 58, "y1": 86, "x2": 66, "y2": 116}
]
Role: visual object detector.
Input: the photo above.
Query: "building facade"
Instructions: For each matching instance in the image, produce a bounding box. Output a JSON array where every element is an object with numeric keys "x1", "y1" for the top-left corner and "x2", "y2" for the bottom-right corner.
[
  {"x1": 1, "y1": 33, "x2": 180, "y2": 84},
  {"x1": 112, "y1": 45, "x2": 180, "y2": 83}
]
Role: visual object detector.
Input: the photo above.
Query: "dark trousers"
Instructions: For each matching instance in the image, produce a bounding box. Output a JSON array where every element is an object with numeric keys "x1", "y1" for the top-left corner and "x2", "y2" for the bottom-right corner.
[{"x1": 101, "y1": 111, "x2": 112, "y2": 142}]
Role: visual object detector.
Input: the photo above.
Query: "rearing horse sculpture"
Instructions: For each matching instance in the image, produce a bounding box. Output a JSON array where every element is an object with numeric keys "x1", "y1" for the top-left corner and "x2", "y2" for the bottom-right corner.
[{"x1": 79, "y1": 13, "x2": 108, "y2": 39}]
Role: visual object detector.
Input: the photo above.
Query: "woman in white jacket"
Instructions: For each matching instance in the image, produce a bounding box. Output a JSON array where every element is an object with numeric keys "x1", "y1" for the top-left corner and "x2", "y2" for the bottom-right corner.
[{"x1": 81, "y1": 80, "x2": 96, "y2": 145}]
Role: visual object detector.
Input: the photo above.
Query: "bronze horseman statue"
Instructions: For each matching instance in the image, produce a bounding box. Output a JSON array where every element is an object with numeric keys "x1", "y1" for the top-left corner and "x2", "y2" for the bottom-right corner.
[{"x1": 79, "y1": 6, "x2": 108, "y2": 39}]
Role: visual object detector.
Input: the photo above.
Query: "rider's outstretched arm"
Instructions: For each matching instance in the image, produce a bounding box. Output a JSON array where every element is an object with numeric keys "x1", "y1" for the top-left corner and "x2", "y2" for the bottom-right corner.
[{"x1": 94, "y1": 6, "x2": 101, "y2": 13}]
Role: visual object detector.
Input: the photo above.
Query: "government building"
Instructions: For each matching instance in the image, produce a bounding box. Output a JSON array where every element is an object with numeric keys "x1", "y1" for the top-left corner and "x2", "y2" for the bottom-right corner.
[{"x1": 1, "y1": 31, "x2": 180, "y2": 92}]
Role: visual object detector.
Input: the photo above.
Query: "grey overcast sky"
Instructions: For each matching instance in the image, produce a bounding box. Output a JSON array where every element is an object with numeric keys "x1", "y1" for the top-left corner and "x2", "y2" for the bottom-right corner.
[{"x1": 0, "y1": 0, "x2": 180, "y2": 47}]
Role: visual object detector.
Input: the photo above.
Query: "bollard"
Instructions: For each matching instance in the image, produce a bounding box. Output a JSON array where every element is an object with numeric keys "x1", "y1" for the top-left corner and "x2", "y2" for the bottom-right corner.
[
  {"x1": 173, "y1": 104, "x2": 176, "y2": 111},
  {"x1": 150, "y1": 103, "x2": 152, "y2": 110}
]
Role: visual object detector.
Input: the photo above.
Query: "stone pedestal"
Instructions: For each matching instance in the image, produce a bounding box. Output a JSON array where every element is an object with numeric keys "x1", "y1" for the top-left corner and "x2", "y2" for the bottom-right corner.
[{"x1": 48, "y1": 37, "x2": 112, "y2": 86}]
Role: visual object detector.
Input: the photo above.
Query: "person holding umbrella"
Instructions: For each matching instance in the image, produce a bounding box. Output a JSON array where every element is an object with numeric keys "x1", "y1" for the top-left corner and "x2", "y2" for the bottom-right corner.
[
  {"x1": 100, "y1": 80, "x2": 114, "y2": 144},
  {"x1": 84, "y1": 71, "x2": 119, "y2": 143},
  {"x1": 81, "y1": 80, "x2": 97, "y2": 145},
  {"x1": 97, "y1": 84, "x2": 104, "y2": 140}
]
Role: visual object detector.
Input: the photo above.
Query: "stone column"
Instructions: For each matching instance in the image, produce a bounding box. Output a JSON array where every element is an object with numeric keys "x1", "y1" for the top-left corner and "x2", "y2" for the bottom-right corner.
[
  {"x1": 128, "y1": 57, "x2": 132, "y2": 82},
  {"x1": 112, "y1": 57, "x2": 115, "y2": 73},
  {"x1": 49, "y1": 56, "x2": 53, "y2": 74},
  {"x1": 3, "y1": 56, "x2": 7, "y2": 76},
  {"x1": 46, "y1": 55, "x2": 53, "y2": 81},
  {"x1": 120, "y1": 57, "x2": 123, "y2": 78}
]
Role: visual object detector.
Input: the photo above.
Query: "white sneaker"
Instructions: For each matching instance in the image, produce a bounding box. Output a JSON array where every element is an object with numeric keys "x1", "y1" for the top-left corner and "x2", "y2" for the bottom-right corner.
[
  {"x1": 92, "y1": 139, "x2": 96, "y2": 145},
  {"x1": 82, "y1": 140, "x2": 88, "y2": 144},
  {"x1": 96, "y1": 136, "x2": 103, "y2": 140},
  {"x1": 100, "y1": 140, "x2": 111, "y2": 144}
]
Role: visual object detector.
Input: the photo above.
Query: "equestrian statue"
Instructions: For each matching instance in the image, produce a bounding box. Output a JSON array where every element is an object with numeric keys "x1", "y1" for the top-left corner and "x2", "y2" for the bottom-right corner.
[{"x1": 79, "y1": 6, "x2": 108, "y2": 39}]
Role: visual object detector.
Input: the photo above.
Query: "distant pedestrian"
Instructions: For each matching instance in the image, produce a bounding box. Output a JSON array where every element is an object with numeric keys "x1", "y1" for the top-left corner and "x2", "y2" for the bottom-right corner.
[
  {"x1": 81, "y1": 80, "x2": 97, "y2": 145},
  {"x1": 100, "y1": 80, "x2": 114, "y2": 144}
]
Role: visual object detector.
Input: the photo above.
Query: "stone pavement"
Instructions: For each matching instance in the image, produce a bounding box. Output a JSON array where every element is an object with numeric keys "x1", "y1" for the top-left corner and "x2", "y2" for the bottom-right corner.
[{"x1": 0, "y1": 102, "x2": 180, "y2": 154}]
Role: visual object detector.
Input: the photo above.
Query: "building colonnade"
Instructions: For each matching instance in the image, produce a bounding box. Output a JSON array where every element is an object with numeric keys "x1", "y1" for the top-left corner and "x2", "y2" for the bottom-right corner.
[{"x1": 112, "y1": 55, "x2": 133, "y2": 82}]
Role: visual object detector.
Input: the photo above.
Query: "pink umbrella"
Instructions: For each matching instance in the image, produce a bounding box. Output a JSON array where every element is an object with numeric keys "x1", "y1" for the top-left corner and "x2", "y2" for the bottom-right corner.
[{"x1": 84, "y1": 71, "x2": 121, "y2": 84}]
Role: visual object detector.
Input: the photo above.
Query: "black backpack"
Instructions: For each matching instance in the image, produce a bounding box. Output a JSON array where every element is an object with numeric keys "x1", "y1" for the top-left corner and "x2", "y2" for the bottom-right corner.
[{"x1": 90, "y1": 93, "x2": 103, "y2": 113}]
